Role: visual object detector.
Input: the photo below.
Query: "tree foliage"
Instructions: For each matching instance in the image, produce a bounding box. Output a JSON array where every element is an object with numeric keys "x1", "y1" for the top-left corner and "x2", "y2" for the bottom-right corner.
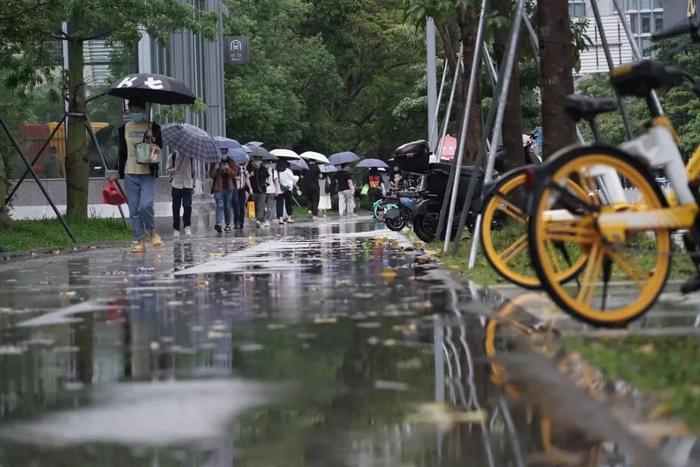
[
  {"x1": 224, "y1": 0, "x2": 427, "y2": 156},
  {"x1": 576, "y1": 40, "x2": 700, "y2": 157},
  {"x1": 0, "y1": 0, "x2": 217, "y2": 217}
]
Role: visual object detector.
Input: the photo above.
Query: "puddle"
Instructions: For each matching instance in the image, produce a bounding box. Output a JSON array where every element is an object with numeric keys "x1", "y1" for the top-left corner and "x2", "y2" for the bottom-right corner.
[{"x1": 0, "y1": 220, "x2": 697, "y2": 466}]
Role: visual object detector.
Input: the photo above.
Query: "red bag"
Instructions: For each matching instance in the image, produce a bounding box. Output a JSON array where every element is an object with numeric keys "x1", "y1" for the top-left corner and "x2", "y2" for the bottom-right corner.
[{"x1": 102, "y1": 181, "x2": 127, "y2": 205}]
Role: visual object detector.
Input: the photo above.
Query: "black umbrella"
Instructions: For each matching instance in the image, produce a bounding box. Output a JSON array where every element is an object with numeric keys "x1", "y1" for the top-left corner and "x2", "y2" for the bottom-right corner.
[
  {"x1": 108, "y1": 73, "x2": 196, "y2": 105},
  {"x1": 245, "y1": 144, "x2": 275, "y2": 160}
]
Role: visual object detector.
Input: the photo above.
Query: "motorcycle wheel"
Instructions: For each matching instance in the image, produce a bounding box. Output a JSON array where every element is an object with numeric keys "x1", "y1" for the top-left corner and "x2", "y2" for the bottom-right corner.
[
  {"x1": 413, "y1": 199, "x2": 474, "y2": 243},
  {"x1": 385, "y1": 215, "x2": 406, "y2": 231}
]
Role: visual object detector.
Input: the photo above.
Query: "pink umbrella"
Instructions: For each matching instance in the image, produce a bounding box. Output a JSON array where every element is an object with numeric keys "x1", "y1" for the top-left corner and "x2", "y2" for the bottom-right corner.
[{"x1": 439, "y1": 135, "x2": 457, "y2": 161}]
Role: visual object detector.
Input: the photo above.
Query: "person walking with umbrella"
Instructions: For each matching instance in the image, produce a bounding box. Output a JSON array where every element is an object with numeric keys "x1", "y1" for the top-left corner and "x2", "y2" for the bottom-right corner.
[
  {"x1": 166, "y1": 149, "x2": 195, "y2": 237},
  {"x1": 336, "y1": 164, "x2": 356, "y2": 216},
  {"x1": 117, "y1": 100, "x2": 163, "y2": 253},
  {"x1": 249, "y1": 156, "x2": 270, "y2": 227},
  {"x1": 303, "y1": 160, "x2": 321, "y2": 219},
  {"x1": 276, "y1": 160, "x2": 298, "y2": 224},
  {"x1": 210, "y1": 149, "x2": 238, "y2": 233},
  {"x1": 233, "y1": 158, "x2": 252, "y2": 229},
  {"x1": 263, "y1": 159, "x2": 281, "y2": 226}
]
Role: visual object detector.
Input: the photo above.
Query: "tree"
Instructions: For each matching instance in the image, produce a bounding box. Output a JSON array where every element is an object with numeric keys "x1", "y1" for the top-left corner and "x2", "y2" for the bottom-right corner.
[
  {"x1": 0, "y1": 0, "x2": 217, "y2": 218},
  {"x1": 224, "y1": 0, "x2": 427, "y2": 157},
  {"x1": 537, "y1": 0, "x2": 576, "y2": 158}
]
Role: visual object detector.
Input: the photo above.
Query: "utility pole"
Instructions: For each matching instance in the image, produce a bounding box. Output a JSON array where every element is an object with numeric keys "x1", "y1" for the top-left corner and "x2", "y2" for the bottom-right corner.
[{"x1": 426, "y1": 17, "x2": 438, "y2": 150}]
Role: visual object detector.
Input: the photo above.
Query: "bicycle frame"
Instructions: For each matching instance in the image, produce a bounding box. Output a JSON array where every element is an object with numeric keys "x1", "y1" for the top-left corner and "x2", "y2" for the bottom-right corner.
[{"x1": 544, "y1": 119, "x2": 700, "y2": 242}]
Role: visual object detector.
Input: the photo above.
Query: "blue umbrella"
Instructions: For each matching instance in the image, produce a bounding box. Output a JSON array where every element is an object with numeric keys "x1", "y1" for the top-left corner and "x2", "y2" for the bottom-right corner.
[
  {"x1": 289, "y1": 159, "x2": 309, "y2": 171},
  {"x1": 329, "y1": 151, "x2": 360, "y2": 166},
  {"x1": 214, "y1": 137, "x2": 249, "y2": 164},
  {"x1": 162, "y1": 123, "x2": 219, "y2": 163}
]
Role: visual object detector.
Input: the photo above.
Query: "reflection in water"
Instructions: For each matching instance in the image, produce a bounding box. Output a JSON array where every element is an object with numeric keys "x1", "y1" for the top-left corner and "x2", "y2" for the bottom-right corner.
[{"x1": 0, "y1": 222, "x2": 695, "y2": 466}]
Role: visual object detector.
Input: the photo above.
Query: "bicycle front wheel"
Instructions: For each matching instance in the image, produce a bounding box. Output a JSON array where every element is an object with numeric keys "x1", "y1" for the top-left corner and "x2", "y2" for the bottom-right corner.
[{"x1": 528, "y1": 148, "x2": 671, "y2": 327}]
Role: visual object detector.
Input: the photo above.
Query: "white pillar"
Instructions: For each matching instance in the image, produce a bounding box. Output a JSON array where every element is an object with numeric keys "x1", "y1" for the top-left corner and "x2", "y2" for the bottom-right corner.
[{"x1": 426, "y1": 17, "x2": 438, "y2": 150}]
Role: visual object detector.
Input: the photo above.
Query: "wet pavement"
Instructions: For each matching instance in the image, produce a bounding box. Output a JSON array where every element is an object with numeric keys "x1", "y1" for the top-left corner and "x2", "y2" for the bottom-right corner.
[{"x1": 0, "y1": 217, "x2": 697, "y2": 467}]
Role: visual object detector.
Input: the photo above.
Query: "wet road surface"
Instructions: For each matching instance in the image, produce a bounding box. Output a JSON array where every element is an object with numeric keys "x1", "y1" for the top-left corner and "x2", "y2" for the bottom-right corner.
[{"x1": 0, "y1": 217, "x2": 696, "y2": 466}]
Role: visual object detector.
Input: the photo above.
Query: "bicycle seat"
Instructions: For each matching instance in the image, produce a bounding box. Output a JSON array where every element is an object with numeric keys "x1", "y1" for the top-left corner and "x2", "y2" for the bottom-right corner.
[
  {"x1": 610, "y1": 60, "x2": 684, "y2": 98},
  {"x1": 564, "y1": 94, "x2": 618, "y2": 122}
]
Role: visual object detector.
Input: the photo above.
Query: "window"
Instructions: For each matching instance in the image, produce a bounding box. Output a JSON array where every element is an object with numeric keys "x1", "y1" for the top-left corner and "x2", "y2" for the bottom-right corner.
[
  {"x1": 655, "y1": 14, "x2": 663, "y2": 32},
  {"x1": 640, "y1": 0, "x2": 651, "y2": 9},
  {"x1": 653, "y1": 0, "x2": 663, "y2": 8},
  {"x1": 640, "y1": 37, "x2": 652, "y2": 56},
  {"x1": 626, "y1": 0, "x2": 637, "y2": 11},
  {"x1": 641, "y1": 13, "x2": 651, "y2": 33},
  {"x1": 629, "y1": 13, "x2": 638, "y2": 33},
  {"x1": 569, "y1": 0, "x2": 586, "y2": 17}
]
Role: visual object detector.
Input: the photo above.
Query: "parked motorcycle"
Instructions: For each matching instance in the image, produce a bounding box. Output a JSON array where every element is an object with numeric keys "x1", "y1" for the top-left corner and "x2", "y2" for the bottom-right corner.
[{"x1": 391, "y1": 140, "x2": 483, "y2": 242}]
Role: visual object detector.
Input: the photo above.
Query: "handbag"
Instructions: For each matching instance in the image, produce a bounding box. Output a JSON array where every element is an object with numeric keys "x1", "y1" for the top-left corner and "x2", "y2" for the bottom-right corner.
[
  {"x1": 102, "y1": 181, "x2": 127, "y2": 205},
  {"x1": 136, "y1": 124, "x2": 160, "y2": 165},
  {"x1": 360, "y1": 184, "x2": 370, "y2": 196}
]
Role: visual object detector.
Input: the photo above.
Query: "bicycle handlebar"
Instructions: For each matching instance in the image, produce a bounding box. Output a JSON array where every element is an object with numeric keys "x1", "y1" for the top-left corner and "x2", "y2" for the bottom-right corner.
[{"x1": 652, "y1": 18, "x2": 700, "y2": 42}]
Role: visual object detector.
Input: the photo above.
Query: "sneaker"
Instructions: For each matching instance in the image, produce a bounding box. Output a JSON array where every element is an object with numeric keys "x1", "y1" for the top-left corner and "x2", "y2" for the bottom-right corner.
[
  {"x1": 151, "y1": 232, "x2": 163, "y2": 247},
  {"x1": 173, "y1": 229, "x2": 180, "y2": 238},
  {"x1": 130, "y1": 241, "x2": 146, "y2": 254},
  {"x1": 255, "y1": 220, "x2": 262, "y2": 228},
  {"x1": 279, "y1": 218, "x2": 285, "y2": 225},
  {"x1": 311, "y1": 216, "x2": 317, "y2": 220},
  {"x1": 184, "y1": 227, "x2": 192, "y2": 237},
  {"x1": 264, "y1": 221, "x2": 271, "y2": 227},
  {"x1": 287, "y1": 218, "x2": 295, "y2": 224},
  {"x1": 225, "y1": 225, "x2": 232, "y2": 233},
  {"x1": 215, "y1": 224, "x2": 223, "y2": 233}
]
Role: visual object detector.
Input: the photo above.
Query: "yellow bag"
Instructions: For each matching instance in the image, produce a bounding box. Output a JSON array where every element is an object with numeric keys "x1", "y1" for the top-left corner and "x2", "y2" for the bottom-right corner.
[{"x1": 247, "y1": 200, "x2": 256, "y2": 219}]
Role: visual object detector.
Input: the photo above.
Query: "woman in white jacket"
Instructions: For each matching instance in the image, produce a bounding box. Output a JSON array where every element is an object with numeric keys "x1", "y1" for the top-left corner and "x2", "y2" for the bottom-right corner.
[{"x1": 276, "y1": 160, "x2": 299, "y2": 224}]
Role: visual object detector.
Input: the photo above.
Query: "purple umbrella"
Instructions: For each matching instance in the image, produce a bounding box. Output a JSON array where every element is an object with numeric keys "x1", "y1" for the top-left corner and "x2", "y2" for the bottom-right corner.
[
  {"x1": 329, "y1": 151, "x2": 360, "y2": 166},
  {"x1": 356, "y1": 158, "x2": 389, "y2": 169}
]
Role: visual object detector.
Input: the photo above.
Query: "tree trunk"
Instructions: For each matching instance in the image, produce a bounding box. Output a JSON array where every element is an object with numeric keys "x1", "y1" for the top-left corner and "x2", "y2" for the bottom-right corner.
[
  {"x1": 493, "y1": 0, "x2": 524, "y2": 171},
  {"x1": 455, "y1": 7, "x2": 482, "y2": 164},
  {"x1": 538, "y1": 0, "x2": 576, "y2": 158},
  {"x1": 66, "y1": 14, "x2": 89, "y2": 219}
]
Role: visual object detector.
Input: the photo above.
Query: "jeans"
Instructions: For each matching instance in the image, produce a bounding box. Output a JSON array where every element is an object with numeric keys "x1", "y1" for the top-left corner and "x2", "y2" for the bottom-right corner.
[
  {"x1": 232, "y1": 188, "x2": 246, "y2": 227},
  {"x1": 125, "y1": 174, "x2": 156, "y2": 241},
  {"x1": 340, "y1": 189, "x2": 354, "y2": 215},
  {"x1": 307, "y1": 191, "x2": 319, "y2": 216},
  {"x1": 214, "y1": 190, "x2": 233, "y2": 226},
  {"x1": 253, "y1": 192, "x2": 267, "y2": 222},
  {"x1": 276, "y1": 190, "x2": 294, "y2": 219},
  {"x1": 172, "y1": 187, "x2": 192, "y2": 231}
]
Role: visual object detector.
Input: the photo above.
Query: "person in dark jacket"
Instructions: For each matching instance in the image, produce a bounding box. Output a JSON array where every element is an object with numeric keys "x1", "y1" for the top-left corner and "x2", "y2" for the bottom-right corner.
[
  {"x1": 249, "y1": 157, "x2": 270, "y2": 226},
  {"x1": 304, "y1": 160, "x2": 321, "y2": 219},
  {"x1": 116, "y1": 100, "x2": 163, "y2": 254},
  {"x1": 209, "y1": 150, "x2": 238, "y2": 233}
]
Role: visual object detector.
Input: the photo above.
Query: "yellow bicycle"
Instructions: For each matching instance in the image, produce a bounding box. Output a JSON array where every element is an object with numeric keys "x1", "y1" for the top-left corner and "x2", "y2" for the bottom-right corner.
[{"x1": 527, "y1": 55, "x2": 700, "y2": 326}]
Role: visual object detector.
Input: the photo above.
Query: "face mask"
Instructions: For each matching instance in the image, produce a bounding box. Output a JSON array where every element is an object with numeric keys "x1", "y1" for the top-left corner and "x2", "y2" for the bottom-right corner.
[{"x1": 131, "y1": 112, "x2": 145, "y2": 122}]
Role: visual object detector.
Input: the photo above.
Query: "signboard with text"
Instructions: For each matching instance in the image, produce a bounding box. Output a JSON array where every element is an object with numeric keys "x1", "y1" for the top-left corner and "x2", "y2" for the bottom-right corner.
[{"x1": 224, "y1": 36, "x2": 250, "y2": 64}]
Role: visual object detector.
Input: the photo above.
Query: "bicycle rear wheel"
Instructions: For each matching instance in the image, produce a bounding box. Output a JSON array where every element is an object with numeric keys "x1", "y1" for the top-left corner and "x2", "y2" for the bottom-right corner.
[
  {"x1": 481, "y1": 168, "x2": 586, "y2": 288},
  {"x1": 528, "y1": 148, "x2": 671, "y2": 327}
]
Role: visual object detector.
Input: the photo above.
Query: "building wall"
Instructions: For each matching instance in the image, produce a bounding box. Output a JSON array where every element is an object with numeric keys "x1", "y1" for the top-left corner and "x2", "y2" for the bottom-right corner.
[
  {"x1": 570, "y1": 0, "x2": 665, "y2": 75},
  {"x1": 665, "y1": 0, "x2": 698, "y2": 26}
]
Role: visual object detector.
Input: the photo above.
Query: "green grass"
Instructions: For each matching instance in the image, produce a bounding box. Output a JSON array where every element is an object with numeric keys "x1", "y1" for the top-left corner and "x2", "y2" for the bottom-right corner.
[
  {"x1": 420, "y1": 226, "x2": 698, "y2": 288},
  {"x1": 566, "y1": 336, "x2": 700, "y2": 432},
  {"x1": 423, "y1": 237, "x2": 508, "y2": 287},
  {"x1": 0, "y1": 217, "x2": 132, "y2": 253}
]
